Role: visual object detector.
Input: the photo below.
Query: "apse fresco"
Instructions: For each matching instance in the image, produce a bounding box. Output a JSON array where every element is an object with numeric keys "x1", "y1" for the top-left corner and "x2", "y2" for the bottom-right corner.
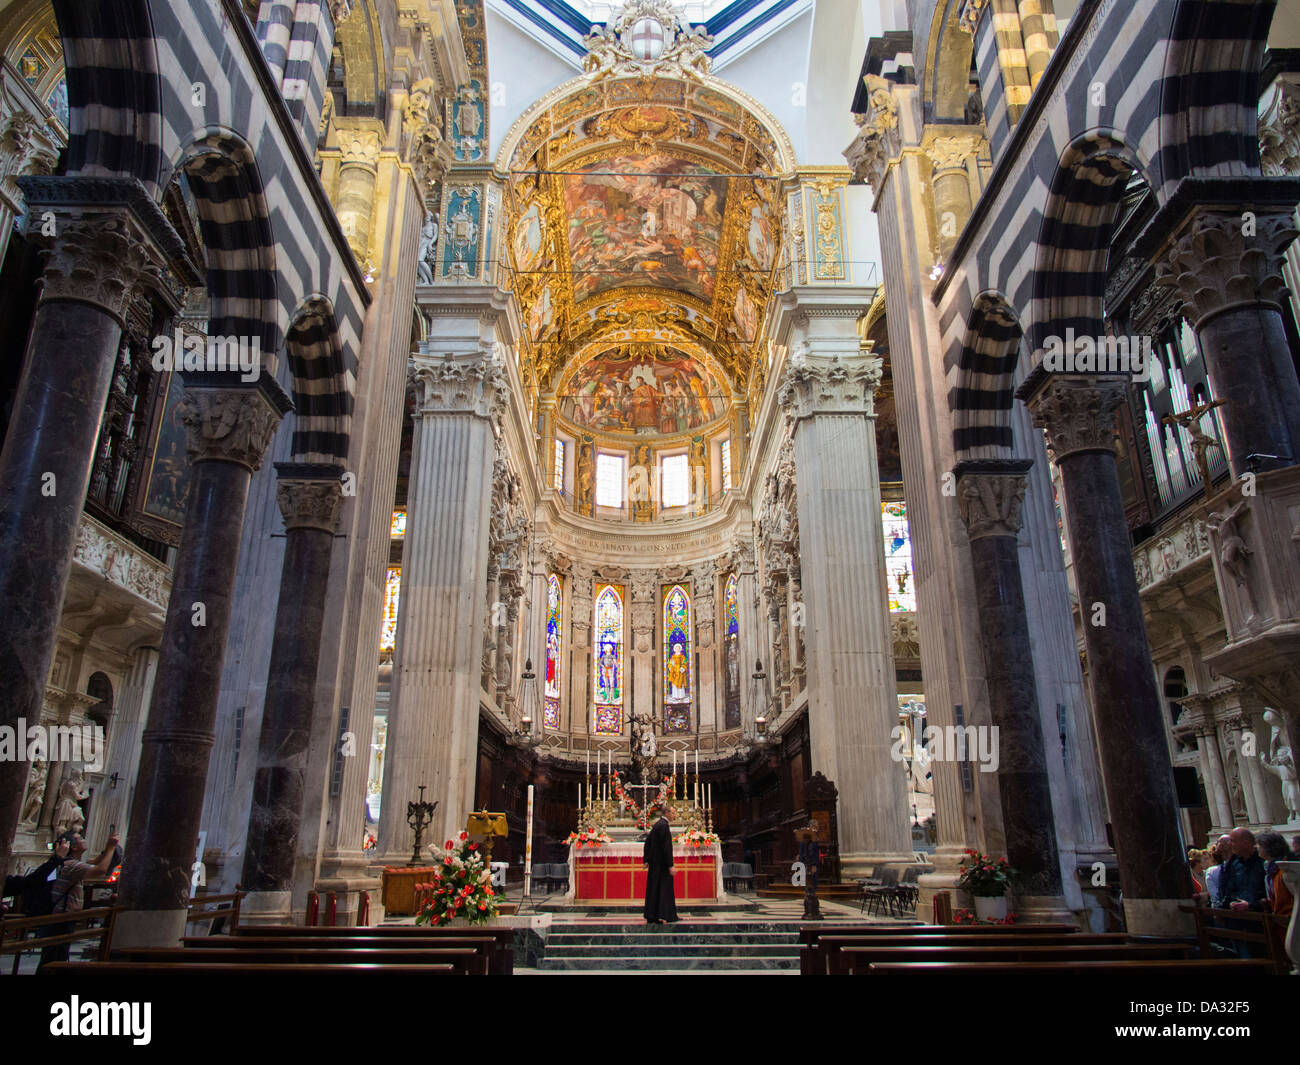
[
  {"x1": 560, "y1": 348, "x2": 728, "y2": 436},
  {"x1": 564, "y1": 152, "x2": 727, "y2": 302}
]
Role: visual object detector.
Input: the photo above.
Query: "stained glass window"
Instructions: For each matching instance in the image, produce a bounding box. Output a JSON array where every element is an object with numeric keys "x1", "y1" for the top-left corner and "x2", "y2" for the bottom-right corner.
[
  {"x1": 662, "y1": 454, "x2": 689, "y2": 508},
  {"x1": 663, "y1": 584, "x2": 691, "y2": 732},
  {"x1": 593, "y1": 584, "x2": 624, "y2": 734},
  {"x1": 882, "y1": 502, "x2": 915, "y2": 612},
  {"x1": 553, "y1": 439, "x2": 565, "y2": 493},
  {"x1": 720, "y1": 439, "x2": 732, "y2": 491},
  {"x1": 380, "y1": 565, "x2": 401, "y2": 651},
  {"x1": 390, "y1": 510, "x2": 406, "y2": 539},
  {"x1": 596, "y1": 453, "x2": 623, "y2": 508},
  {"x1": 724, "y1": 573, "x2": 740, "y2": 728},
  {"x1": 544, "y1": 574, "x2": 562, "y2": 729}
]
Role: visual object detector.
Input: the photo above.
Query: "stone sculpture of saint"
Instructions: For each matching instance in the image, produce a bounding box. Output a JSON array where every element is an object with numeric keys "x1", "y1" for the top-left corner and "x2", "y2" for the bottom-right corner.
[
  {"x1": 20, "y1": 757, "x2": 48, "y2": 824},
  {"x1": 53, "y1": 767, "x2": 88, "y2": 836},
  {"x1": 1259, "y1": 710, "x2": 1299, "y2": 823}
]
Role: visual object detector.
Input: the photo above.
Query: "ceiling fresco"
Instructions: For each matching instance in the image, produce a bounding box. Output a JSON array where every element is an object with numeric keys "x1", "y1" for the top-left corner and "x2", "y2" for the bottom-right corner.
[{"x1": 501, "y1": 69, "x2": 793, "y2": 431}]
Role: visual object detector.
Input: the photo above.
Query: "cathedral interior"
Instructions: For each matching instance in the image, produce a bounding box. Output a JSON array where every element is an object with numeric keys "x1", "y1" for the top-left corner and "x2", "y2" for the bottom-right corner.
[{"x1": 1, "y1": 0, "x2": 1300, "y2": 998}]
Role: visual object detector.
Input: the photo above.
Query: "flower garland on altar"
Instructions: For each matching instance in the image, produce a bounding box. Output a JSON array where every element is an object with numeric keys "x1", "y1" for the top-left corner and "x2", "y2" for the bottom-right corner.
[
  {"x1": 674, "y1": 828, "x2": 718, "y2": 847},
  {"x1": 414, "y1": 831, "x2": 498, "y2": 926},
  {"x1": 565, "y1": 830, "x2": 613, "y2": 848},
  {"x1": 611, "y1": 770, "x2": 674, "y2": 830}
]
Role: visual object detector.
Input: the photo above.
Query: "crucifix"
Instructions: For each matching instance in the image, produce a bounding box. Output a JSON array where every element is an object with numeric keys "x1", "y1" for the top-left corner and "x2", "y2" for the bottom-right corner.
[{"x1": 1162, "y1": 399, "x2": 1225, "y2": 499}]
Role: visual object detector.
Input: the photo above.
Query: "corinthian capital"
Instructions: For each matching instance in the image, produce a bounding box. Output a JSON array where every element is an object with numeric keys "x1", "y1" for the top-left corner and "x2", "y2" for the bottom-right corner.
[
  {"x1": 1155, "y1": 207, "x2": 1299, "y2": 327},
  {"x1": 1259, "y1": 79, "x2": 1300, "y2": 176},
  {"x1": 275, "y1": 464, "x2": 345, "y2": 532},
  {"x1": 180, "y1": 387, "x2": 284, "y2": 470},
  {"x1": 778, "y1": 346, "x2": 883, "y2": 420},
  {"x1": 955, "y1": 460, "x2": 1032, "y2": 540},
  {"x1": 409, "y1": 346, "x2": 509, "y2": 419},
  {"x1": 1021, "y1": 374, "x2": 1125, "y2": 460}
]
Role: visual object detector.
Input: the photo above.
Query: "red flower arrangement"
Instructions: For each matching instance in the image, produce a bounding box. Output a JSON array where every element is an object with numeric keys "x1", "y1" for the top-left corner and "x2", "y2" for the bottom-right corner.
[
  {"x1": 564, "y1": 830, "x2": 612, "y2": 848},
  {"x1": 414, "y1": 832, "x2": 497, "y2": 927}
]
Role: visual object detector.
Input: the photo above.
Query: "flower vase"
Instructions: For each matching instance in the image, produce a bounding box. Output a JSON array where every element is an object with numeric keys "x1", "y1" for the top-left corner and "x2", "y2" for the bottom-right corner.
[{"x1": 973, "y1": 894, "x2": 1008, "y2": 922}]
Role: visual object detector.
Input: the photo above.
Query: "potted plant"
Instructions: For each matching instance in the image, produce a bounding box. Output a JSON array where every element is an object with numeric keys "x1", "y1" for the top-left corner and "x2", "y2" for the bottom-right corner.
[{"x1": 956, "y1": 849, "x2": 1016, "y2": 921}]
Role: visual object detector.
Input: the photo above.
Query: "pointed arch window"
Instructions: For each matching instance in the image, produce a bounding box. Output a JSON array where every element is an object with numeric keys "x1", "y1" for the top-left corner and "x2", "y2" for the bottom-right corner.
[
  {"x1": 594, "y1": 584, "x2": 624, "y2": 734},
  {"x1": 544, "y1": 574, "x2": 563, "y2": 729},
  {"x1": 663, "y1": 584, "x2": 692, "y2": 733},
  {"x1": 724, "y1": 573, "x2": 740, "y2": 728}
]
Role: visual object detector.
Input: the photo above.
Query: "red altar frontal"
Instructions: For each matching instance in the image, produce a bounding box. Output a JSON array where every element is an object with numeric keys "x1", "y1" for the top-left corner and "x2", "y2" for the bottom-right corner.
[{"x1": 567, "y1": 842, "x2": 723, "y2": 903}]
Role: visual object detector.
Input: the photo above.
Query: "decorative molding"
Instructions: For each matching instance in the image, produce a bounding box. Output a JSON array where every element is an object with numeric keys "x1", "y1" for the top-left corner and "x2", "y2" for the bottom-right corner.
[
  {"x1": 1133, "y1": 513, "x2": 1211, "y2": 591},
  {"x1": 1259, "y1": 78, "x2": 1300, "y2": 177},
  {"x1": 844, "y1": 75, "x2": 899, "y2": 191},
  {"x1": 581, "y1": 1, "x2": 713, "y2": 82},
  {"x1": 72, "y1": 514, "x2": 170, "y2": 609}
]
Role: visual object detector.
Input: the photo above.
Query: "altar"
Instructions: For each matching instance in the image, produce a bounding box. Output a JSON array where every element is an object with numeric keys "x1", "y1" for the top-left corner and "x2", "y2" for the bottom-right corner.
[{"x1": 566, "y1": 841, "x2": 723, "y2": 903}]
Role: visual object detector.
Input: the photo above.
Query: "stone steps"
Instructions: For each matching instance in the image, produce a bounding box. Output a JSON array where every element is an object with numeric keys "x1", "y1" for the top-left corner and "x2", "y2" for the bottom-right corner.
[{"x1": 533, "y1": 919, "x2": 807, "y2": 973}]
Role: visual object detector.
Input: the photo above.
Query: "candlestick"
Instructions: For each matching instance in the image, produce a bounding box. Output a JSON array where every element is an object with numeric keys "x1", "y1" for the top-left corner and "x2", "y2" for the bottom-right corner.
[{"x1": 524, "y1": 785, "x2": 535, "y2": 898}]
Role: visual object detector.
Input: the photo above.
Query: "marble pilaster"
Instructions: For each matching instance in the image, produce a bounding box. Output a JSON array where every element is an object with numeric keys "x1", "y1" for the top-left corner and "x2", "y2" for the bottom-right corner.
[
  {"x1": 377, "y1": 347, "x2": 506, "y2": 855},
  {"x1": 240, "y1": 466, "x2": 344, "y2": 920},
  {"x1": 1195, "y1": 724, "x2": 1235, "y2": 832},
  {"x1": 116, "y1": 377, "x2": 289, "y2": 947},
  {"x1": 0, "y1": 177, "x2": 186, "y2": 877},
  {"x1": 1021, "y1": 372, "x2": 1193, "y2": 933},
  {"x1": 779, "y1": 348, "x2": 911, "y2": 870},
  {"x1": 85, "y1": 647, "x2": 158, "y2": 848}
]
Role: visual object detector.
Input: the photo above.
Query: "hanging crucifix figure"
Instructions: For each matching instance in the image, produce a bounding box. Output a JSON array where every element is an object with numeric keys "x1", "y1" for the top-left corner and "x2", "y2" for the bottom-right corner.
[{"x1": 1162, "y1": 398, "x2": 1225, "y2": 499}]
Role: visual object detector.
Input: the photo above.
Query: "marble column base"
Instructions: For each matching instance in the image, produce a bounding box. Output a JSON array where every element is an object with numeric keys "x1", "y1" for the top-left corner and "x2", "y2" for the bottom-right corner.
[
  {"x1": 1014, "y1": 895, "x2": 1080, "y2": 926},
  {"x1": 238, "y1": 890, "x2": 294, "y2": 926},
  {"x1": 840, "y1": 850, "x2": 916, "y2": 881},
  {"x1": 110, "y1": 908, "x2": 187, "y2": 950},
  {"x1": 1123, "y1": 896, "x2": 1197, "y2": 938}
]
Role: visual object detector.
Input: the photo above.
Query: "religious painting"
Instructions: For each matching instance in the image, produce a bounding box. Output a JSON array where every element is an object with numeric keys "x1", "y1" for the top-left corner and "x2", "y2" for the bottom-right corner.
[
  {"x1": 746, "y1": 204, "x2": 774, "y2": 270},
  {"x1": 593, "y1": 583, "x2": 624, "y2": 734},
  {"x1": 132, "y1": 368, "x2": 190, "y2": 543},
  {"x1": 724, "y1": 573, "x2": 740, "y2": 729},
  {"x1": 560, "y1": 348, "x2": 727, "y2": 436},
  {"x1": 544, "y1": 574, "x2": 563, "y2": 701},
  {"x1": 663, "y1": 584, "x2": 691, "y2": 733},
  {"x1": 528, "y1": 284, "x2": 554, "y2": 340},
  {"x1": 564, "y1": 153, "x2": 727, "y2": 302},
  {"x1": 732, "y1": 285, "x2": 758, "y2": 342},
  {"x1": 514, "y1": 201, "x2": 543, "y2": 271}
]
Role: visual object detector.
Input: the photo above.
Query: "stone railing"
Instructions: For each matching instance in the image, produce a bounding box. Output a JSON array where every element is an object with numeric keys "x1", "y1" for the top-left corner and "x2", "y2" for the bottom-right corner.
[{"x1": 1132, "y1": 513, "x2": 1211, "y2": 592}]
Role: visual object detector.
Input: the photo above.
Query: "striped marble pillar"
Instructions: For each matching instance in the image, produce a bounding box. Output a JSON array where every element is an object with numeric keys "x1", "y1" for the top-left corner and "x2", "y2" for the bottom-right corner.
[
  {"x1": 377, "y1": 348, "x2": 506, "y2": 858},
  {"x1": 778, "y1": 348, "x2": 913, "y2": 872}
]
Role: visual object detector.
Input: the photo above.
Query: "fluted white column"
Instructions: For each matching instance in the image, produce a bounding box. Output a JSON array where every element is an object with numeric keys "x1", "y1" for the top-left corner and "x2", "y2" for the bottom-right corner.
[
  {"x1": 378, "y1": 348, "x2": 505, "y2": 856},
  {"x1": 89, "y1": 647, "x2": 158, "y2": 847},
  {"x1": 779, "y1": 348, "x2": 912, "y2": 870},
  {"x1": 1197, "y1": 727, "x2": 1234, "y2": 831}
]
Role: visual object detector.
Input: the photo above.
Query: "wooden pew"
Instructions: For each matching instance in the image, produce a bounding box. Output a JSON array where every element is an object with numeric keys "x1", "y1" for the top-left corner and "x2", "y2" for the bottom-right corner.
[
  {"x1": 834, "y1": 942, "x2": 1192, "y2": 975},
  {"x1": 179, "y1": 935, "x2": 499, "y2": 975},
  {"x1": 807, "y1": 933, "x2": 1137, "y2": 976},
  {"x1": 0, "y1": 906, "x2": 118, "y2": 973},
  {"x1": 42, "y1": 961, "x2": 457, "y2": 976},
  {"x1": 864, "y1": 959, "x2": 1273, "y2": 976},
  {"x1": 111, "y1": 946, "x2": 487, "y2": 975},
  {"x1": 798, "y1": 922, "x2": 1080, "y2": 975},
  {"x1": 223, "y1": 924, "x2": 515, "y2": 974},
  {"x1": 1181, "y1": 904, "x2": 1291, "y2": 975}
]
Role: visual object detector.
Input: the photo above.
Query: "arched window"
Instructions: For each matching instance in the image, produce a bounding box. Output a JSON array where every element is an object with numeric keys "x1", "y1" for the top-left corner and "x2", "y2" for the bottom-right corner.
[
  {"x1": 544, "y1": 574, "x2": 562, "y2": 729},
  {"x1": 724, "y1": 574, "x2": 740, "y2": 729},
  {"x1": 594, "y1": 584, "x2": 624, "y2": 734},
  {"x1": 664, "y1": 584, "x2": 692, "y2": 732}
]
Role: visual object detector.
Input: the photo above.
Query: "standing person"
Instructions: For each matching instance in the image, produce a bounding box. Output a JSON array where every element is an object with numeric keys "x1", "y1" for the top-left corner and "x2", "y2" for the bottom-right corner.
[
  {"x1": 1256, "y1": 831, "x2": 1294, "y2": 918},
  {"x1": 38, "y1": 829, "x2": 119, "y2": 969},
  {"x1": 1204, "y1": 835, "x2": 1231, "y2": 905},
  {"x1": 642, "y1": 804, "x2": 678, "y2": 925}
]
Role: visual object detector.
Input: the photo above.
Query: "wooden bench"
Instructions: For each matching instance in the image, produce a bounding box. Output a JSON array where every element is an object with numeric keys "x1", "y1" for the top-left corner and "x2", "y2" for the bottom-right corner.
[
  {"x1": 42, "y1": 961, "x2": 457, "y2": 976},
  {"x1": 225, "y1": 923, "x2": 515, "y2": 974},
  {"x1": 1180, "y1": 904, "x2": 1291, "y2": 975},
  {"x1": 798, "y1": 922, "x2": 1081, "y2": 975},
  {"x1": 0, "y1": 906, "x2": 118, "y2": 973},
  {"x1": 805, "y1": 932, "x2": 1139, "y2": 975},
  {"x1": 834, "y1": 942, "x2": 1193, "y2": 975},
  {"x1": 111, "y1": 946, "x2": 487, "y2": 975},
  {"x1": 864, "y1": 959, "x2": 1274, "y2": 976},
  {"x1": 181, "y1": 935, "x2": 500, "y2": 975},
  {"x1": 185, "y1": 890, "x2": 245, "y2": 936}
]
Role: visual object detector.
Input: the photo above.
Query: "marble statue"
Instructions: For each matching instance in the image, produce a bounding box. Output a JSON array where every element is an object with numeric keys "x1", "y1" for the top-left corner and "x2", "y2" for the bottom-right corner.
[
  {"x1": 1260, "y1": 710, "x2": 1299, "y2": 823},
  {"x1": 53, "y1": 767, "x2": 88, "y2": 836},
  {"x1": 629, "y1": 712, "x2": 658, "y2": 784},
  {"x1": 20, "y1": 757, "x2": 48, "y2": 824},
  {"x1": 416, "y1": 211, "x2": 439, "y2": 284}
]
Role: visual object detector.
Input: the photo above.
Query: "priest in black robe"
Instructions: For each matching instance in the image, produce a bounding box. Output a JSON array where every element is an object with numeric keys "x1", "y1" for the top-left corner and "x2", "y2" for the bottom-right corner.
[{"x1": 643, "y1": 804, "x2": 678, "y2": 924}]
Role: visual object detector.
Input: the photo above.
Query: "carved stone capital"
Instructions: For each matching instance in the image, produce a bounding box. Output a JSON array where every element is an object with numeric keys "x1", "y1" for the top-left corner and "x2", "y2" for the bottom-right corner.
[
  {"x1": 275, "y1": 464, "x2": 345, "y2": 533},
  {"x1": 409, "y1": 347, "x2": 509, "y2": 420},
  {"x1": 778, "y1": 348, "x2": 883, "y2": 421},
  {"x1": 1155, "y1": 206, "x2": 1299, "y2": 327},
  {"x1": 955, "y1": 461, "x2": 1032, "y2": 540},
  {"x1": 337, "y1": 124, "x2": 382, "y2": 168},
  {"x1": 924, "y1": 133, "x2": 978, "y2": 173},
  {"x1": 180, "y1": 387, "x2": 284, "y2": 470},
  {"x1": 1259, "y1": 79, "x2": 1300, "y2": 177},
  {"x1": 844, "y1": 74, "x2": 898, "y2": 190},
  {"x1": 1022, "y1": 374, "x2": 1126, "y2": 460},
  {"x1": 328, "y1": 0, "x2": 353, "y2": 26}
]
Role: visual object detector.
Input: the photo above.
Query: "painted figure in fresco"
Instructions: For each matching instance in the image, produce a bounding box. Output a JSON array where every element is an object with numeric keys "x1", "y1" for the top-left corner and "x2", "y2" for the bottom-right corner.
[{"x1": 667, "y1": 643, "x2": 689, "y2": 702}]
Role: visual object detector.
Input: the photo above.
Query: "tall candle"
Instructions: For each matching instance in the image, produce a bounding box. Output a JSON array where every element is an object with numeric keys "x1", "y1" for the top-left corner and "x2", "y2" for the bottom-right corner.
[{"x1": 524, "y1": 785, "x2": 535, "y2": 898}]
